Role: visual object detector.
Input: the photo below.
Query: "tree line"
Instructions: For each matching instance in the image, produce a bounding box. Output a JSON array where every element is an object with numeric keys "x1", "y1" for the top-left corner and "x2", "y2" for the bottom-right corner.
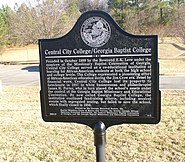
[{"x1": 0, "y1": 0, "x2": 185, "y2": 47}]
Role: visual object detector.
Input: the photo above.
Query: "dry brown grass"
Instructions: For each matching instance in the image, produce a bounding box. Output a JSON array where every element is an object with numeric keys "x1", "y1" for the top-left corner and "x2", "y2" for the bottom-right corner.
[
  {"x1": 158, "y1": 38, "x2": 185, "y2": 74},
  {"x1": 0, "y1": 87, "x2": 185, "y2": 162},
  {"x1": 158, "y1": 43, "x2": 185, "y2": 58},
  {"x1": 0, "y1": 45, "x2": 39, "y2": 63},
  {"x1": 159, "y1": 59, "x2": 185, "y2": 74}
]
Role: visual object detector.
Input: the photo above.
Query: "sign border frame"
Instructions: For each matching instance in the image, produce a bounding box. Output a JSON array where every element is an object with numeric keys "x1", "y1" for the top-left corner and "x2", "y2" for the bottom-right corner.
[{"x1": 39, "y1": 10, "x2": 161, "y2": 129}]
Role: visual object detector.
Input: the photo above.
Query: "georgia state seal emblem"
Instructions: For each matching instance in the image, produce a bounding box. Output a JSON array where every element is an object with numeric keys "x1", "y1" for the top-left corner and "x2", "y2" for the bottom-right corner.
[{"x1": 80, "y1": 17, "x2": 111, "y2": 48}]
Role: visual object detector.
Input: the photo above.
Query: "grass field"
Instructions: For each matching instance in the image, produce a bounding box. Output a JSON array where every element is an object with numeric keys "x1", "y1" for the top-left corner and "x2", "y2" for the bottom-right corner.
[
  {"x1": 0, "y1": 45, "x2": 39, "y2": 63},
  {"x1": 0, "y1": 87, "x2": 185, "y2": 162},
  {"x1": 159, "y1": 59, "x2": 185, "y2": 74},
  {"x1": 0, "y1": 37, "x2": 185, "y2": 161},
  {"x1": 1, "y1": 41, "x2": 185, "y2": 74}
]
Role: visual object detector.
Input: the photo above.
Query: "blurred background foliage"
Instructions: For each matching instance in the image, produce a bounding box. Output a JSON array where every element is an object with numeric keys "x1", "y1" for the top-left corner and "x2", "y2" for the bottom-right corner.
[{"x1": 0, "y1": 0, "x2": 185, "y2": 47}]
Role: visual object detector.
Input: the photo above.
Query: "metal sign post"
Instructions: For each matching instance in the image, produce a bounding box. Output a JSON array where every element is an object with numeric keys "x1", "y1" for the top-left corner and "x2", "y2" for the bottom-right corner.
[{"x1": 94, "y1": 121, "x2": 106, "y2": 162}]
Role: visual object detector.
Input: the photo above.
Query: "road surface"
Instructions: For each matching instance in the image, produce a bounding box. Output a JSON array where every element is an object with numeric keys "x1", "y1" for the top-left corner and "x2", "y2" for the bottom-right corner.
[
  {"x1": 0, "y1": 64, "x2": 185, "y2": 89},
  {"x1": 0, "y1": 64, "x2": 40, "y2": 86},
  {"x1": 160, "y1": 75, "x2": 185, "y2": 90}
]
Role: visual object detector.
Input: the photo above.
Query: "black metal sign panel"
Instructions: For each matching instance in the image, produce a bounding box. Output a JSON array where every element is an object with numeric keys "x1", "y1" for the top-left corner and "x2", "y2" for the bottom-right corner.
[{"x1": 39, "y1": 10, "x2": 161, "y2": 128}]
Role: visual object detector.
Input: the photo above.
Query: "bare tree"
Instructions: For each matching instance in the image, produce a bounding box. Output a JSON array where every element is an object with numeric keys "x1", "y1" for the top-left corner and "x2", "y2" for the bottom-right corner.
[
  {"x1": 7, "y1": 0, "x2": 80, "y2": 45},
  {"x1": 77, "y1": 0, "x2": 91, "y2": 12},
  {"x1": 89, "y1": 0, "x2": 108, "y2": 11},
  {"x1": 171, "y1": 5, "x2": 185, "y2": 42}
]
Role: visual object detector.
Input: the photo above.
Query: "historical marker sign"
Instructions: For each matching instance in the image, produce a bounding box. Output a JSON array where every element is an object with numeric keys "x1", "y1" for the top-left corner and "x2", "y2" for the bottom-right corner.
[{"x1": 39, "y1": 11, "x2": 161, "y2": 128}]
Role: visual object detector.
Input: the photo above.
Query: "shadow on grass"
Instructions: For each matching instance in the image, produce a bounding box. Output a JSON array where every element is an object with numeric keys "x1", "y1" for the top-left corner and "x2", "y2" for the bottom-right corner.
[{"x1": 172, "y1": 43, "x2": 185, "y2": 51}]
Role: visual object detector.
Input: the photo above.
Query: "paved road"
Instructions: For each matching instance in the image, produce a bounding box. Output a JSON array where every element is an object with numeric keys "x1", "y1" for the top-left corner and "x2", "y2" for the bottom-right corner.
[
  {"x1": 0, "y1": 64, "x2": 40, "y2": 86},
  {"x1": 0, "y1": 65, "x2": 185, "y2": 89},
  {"x1": 160, "y1": 76, "x2": 185, "y2": 90}
]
